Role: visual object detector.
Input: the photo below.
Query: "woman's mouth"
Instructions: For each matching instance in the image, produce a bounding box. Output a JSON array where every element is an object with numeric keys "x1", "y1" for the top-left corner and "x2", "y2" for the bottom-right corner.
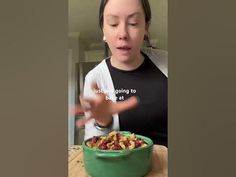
[{"x1": 116, "y1": 46, "x2": 131, "y2": 55}]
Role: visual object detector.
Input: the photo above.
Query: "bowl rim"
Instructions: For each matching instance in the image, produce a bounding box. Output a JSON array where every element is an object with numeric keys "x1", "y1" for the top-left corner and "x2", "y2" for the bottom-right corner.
[{"x1": 82, "y1": 131, "x2": 154, "y2": 153}]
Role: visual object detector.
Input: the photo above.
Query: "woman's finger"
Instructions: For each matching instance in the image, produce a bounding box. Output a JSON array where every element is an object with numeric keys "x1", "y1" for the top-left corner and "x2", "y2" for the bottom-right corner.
[
  {"x1": 76, "y1": 116, "x2": 93, "y2": 129},
  {"x1": 110, "y1": 96, "x2": 139, "y2": 114},
  {"x1": 91, "y1": 83, "x2": 108, "y2": 102},
  {"x1": 80, "y1": 95, "x2": 93, "y2": 111},
  {"x1": 91, "y1": 82, "x2": 105, "y2": 96},
  {"x1": 91, "y1": 82, "x2": 99, "y2": 93},
  {"x1": 70, "y1": 104, "x2": 84, "y2": 115}
]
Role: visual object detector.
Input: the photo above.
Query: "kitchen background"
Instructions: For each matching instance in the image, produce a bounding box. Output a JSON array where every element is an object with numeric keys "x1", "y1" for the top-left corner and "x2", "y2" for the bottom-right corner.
[{"x1": 68, "y1": 0, "x2": 168, "y2": 145}]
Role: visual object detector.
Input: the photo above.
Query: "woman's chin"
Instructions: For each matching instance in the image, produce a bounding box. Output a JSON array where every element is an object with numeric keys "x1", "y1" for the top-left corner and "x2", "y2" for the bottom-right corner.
[
  {"x1": 113, "y1": 53, "x2": 133, "y2": 62},
  {"x1": 116, "y1": 57, "x2": 133, "y2": 64}
]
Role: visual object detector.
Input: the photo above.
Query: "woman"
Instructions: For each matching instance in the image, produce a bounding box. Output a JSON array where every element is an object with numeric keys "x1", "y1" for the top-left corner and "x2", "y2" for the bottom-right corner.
[{"x1": 76, "y1": 0, "x2": 168, "y2": 146}]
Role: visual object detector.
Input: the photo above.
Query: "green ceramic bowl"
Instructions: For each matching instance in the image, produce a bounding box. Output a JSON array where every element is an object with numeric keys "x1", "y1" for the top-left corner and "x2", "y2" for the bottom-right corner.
[{"x1": 82, "y1": 131, "x2": 153, "y2": 177}]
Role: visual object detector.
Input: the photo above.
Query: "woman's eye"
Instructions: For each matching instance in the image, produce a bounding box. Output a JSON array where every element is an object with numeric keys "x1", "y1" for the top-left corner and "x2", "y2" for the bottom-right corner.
[
  {"x1": 110, "y1": 24, "x2": 118, "y2": 27},
  {"x1": 129, "y1": 23, "x2": 138, "y2": 26}
]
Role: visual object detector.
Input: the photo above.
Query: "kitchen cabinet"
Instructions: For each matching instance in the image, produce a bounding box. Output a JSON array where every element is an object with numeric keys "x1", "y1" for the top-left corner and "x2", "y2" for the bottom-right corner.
[{"x1": 75, "y1": 49, "x2": 105, "y2": 145}]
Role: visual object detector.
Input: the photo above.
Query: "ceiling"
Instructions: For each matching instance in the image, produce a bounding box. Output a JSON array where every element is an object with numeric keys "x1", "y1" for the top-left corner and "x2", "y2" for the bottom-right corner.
[{"x1": 69, "y1": 0, "x2": 167, "y2": 50}]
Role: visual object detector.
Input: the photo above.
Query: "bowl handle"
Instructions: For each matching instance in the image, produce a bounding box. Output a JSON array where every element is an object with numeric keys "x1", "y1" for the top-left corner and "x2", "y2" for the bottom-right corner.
[
  {"x1": 120, "y1": 131, "x2": 131, "y2": 135},
  {"x1": 95, "y1": 151, "x2": 131, "y2": 159}
]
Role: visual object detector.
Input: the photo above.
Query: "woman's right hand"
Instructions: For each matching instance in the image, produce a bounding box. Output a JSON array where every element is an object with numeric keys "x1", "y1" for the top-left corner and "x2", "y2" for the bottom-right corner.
[{"x1": 75, "y1": 82, "x2": 139, "y2": 128}]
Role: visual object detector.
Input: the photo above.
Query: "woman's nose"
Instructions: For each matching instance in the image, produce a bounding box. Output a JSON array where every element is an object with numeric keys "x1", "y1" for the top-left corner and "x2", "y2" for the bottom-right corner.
[{"x1": 118, "y1": 24, "x2": 128, "y2": 40}]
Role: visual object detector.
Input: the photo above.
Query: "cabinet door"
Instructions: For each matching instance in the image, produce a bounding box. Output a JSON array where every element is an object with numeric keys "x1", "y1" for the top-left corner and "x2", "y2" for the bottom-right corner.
[{"x1": 75, "y1": 61, "x2": 100, "y2": 144}]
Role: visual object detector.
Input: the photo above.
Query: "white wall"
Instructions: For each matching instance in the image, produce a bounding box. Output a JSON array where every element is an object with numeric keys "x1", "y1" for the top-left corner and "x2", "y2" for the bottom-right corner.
[
  {"x1": 68, "y1": 49, "x2": 78, "y2": 145},
  {"x1": 68, "y1": 33, "x2": 80, "y2": 145}
]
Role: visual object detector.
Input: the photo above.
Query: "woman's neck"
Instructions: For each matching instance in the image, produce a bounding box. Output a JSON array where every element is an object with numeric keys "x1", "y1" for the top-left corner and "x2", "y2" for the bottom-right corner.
[{"x1": 110, "y1": 53, "x2": 144, "y2": 71}]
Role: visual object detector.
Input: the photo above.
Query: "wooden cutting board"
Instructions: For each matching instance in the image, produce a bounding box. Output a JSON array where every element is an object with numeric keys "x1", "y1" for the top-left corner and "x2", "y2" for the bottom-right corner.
[{"x1": 68, "y1": 145, "x2": 168, "y2": 177}]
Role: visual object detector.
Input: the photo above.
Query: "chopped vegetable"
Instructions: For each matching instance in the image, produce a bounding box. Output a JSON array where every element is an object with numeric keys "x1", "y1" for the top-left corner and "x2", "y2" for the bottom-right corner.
[{"x1": 86, "y1": 131, "x2": 147, "y2": 150}]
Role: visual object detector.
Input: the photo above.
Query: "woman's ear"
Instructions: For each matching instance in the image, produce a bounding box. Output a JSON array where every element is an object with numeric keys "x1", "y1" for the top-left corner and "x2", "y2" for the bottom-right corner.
[
  {"x1": 102, "y1": 27, "x2": 106, "y2": 42},
  {"x1": 103, "y1": 36, "x2": 106, "y2": 42}
]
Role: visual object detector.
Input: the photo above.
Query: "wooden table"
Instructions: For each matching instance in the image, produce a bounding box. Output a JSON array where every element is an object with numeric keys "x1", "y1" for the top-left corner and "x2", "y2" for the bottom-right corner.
[{"x1": 69, "y1": 145, "x2": 168, "y2": 177}]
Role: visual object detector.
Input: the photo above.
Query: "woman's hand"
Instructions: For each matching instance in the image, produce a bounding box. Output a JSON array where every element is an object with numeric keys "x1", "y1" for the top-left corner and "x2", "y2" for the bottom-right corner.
[{"x1": 74, "y1": 82, "x2": 138, "y2": 128}]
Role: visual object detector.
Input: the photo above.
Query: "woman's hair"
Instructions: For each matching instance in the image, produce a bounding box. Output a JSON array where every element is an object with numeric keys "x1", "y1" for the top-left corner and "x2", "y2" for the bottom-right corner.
[
  {"x1": 99, "y1": 0, "x2": 153, "y2": 56},
  {"x1": 99, "y1": 0, "x2": 151, "y2": 29}
]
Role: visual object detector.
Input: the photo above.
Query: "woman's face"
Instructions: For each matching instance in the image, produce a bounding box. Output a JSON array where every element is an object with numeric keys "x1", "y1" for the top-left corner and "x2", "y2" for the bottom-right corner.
[{"x1": 103, "y1": 0, "x2": 147, "y2": 63}]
